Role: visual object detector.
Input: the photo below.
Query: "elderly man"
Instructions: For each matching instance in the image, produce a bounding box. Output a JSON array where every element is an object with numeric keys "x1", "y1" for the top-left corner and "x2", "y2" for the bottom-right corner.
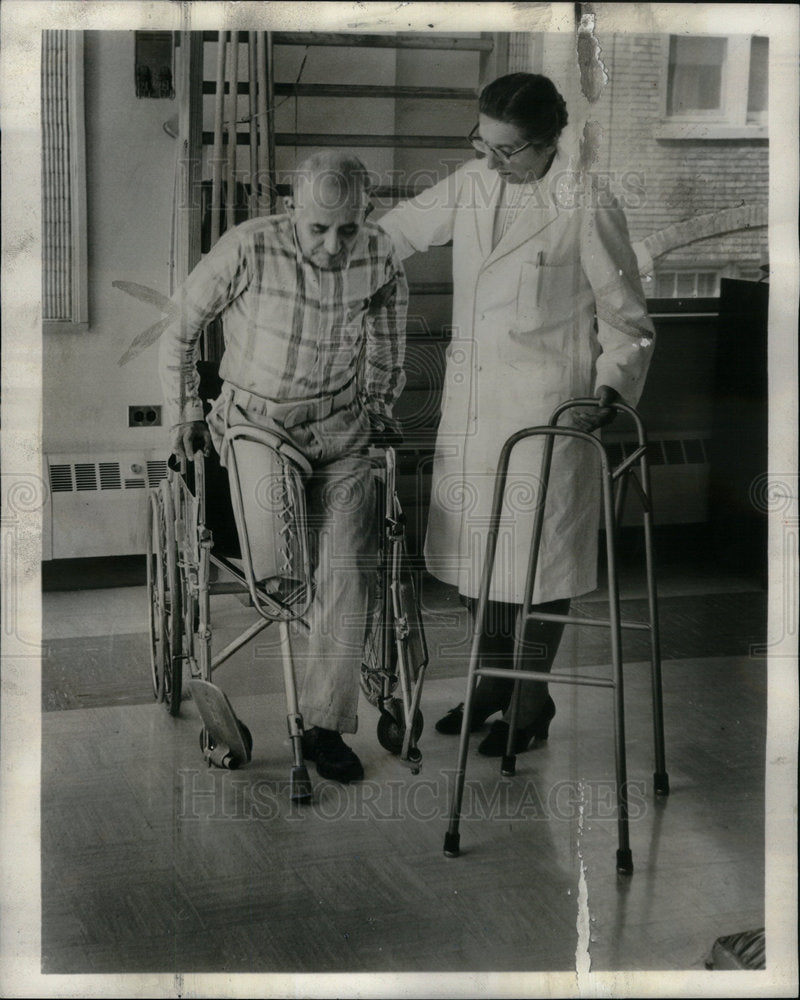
[{"x1": 159, "y1": 152, "x2": 408, "y2": 782}]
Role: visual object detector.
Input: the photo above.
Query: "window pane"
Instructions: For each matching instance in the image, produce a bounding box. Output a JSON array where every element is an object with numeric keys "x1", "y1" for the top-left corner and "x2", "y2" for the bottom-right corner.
[
  {"x1": 748, "y1": 36, "x2": 769, "y2": 117},
  {"x1": 667, "y1": 36, "x2": 727, "y2": 115},
  {"x1": 695, "y1": 272, "x2": 719, "y2": 296},
  {"x1": 655, "y1": 272, "x2": 676, "y2": 297},
  {"x1": 676, "y1": 272, "x2": 695, "y2": 297}
]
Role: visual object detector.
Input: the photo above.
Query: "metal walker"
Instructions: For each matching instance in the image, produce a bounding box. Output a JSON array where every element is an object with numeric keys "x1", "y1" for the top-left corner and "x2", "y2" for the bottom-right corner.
[{"x1": 442, "y1": 399, "x2": 670, "y2": 874}]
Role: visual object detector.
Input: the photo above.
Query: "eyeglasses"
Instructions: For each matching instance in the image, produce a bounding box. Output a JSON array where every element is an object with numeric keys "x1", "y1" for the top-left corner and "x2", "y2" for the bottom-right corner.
[{"x1": 467, "y1": 123, "x2": 533, "y2": 163}]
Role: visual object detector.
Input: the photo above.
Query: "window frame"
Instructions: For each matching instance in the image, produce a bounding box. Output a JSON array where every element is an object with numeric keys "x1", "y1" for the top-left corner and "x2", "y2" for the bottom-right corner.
[
  {"x1": 653, "y1": 267, "x2": 725, "y2": 300},
  {"x1": 656, "y1": 33, "x2": 768, "y2": 140}
]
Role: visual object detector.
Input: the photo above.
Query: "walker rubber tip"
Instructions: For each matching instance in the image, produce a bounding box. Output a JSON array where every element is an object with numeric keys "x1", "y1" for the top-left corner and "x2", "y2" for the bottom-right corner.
[
  {"x1": 443, "y1": 832, "x2": 460, "y2": 858},
  {"x1": 654, "y1": 771, "x2": 670, "y2": 796},
  {"x1": 290, "y1": 765, "x2": 313, "y2": 803},
  {"x1": 501, "y1": 754, "x2": 516, "y2": 777},
  {"x1": 616, "y1": 848, "x2": 634, "y2": 875}
]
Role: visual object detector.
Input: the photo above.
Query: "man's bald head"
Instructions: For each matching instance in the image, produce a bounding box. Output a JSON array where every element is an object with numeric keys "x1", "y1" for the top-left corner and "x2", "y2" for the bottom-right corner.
[
  {"x1": 285, "y1": 152, "x2": 372, "y2": 269},
  {"x1": 290, "y1": 152, "x2": 372, "y2": 211}
]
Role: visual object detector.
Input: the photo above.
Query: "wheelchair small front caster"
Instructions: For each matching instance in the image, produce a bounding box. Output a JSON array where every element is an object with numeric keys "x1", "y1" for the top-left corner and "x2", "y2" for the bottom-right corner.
[
  {"x1": 376, "y1": 700, "x2": 424, "y2": 755},
  {"x1": 199, "y1": 718, "x2": 252, "y2": 770}
]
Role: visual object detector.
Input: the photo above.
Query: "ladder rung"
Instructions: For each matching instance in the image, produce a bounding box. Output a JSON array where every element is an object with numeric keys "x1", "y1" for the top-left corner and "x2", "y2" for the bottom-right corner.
[
  {"x1": 275, "y1": 133, "x2": 469, "y2": 149},
  {"x1": 202, "y1": 82, "x2": 478, "y2": 100},
  {"x1": 272, "y1": 32, "x2": 494, "y2": 52},
  {"x1": 274, "y1": 83, "x2": 478, "y2": 100},
  {"x1": 202, "y1": 132, "x2": 470, "y2": 149},
  {"x1": 408, "y1": 283, "x2": 453, "y2": 296}
]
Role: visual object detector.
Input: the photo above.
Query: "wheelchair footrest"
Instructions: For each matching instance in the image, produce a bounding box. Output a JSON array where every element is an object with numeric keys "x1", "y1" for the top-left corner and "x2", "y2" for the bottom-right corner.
[{"x1": 190, "y1": 679, "x2": 253, "y2": 768}]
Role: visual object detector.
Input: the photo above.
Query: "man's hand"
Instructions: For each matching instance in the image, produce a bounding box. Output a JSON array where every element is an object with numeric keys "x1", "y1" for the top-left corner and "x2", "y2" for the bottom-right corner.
[
  {"x1": 572, "y1": 385, "x2": 621, "y2": 433},
  {"x1": 368, "y1": 412, "x2": 404, "y2": 448},
  {"x1": 171, "y1": 420, "x2": 213, "y2": 460}
]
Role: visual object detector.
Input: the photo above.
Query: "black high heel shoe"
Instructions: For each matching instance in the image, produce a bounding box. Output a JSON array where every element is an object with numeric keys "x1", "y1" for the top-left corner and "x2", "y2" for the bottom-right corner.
[
  {"x1": 476, "y1": 696, "x2": 556, "y2": 757},
  {"x1": 434, "y1": 701, "x2": 501, "y2": 735}
]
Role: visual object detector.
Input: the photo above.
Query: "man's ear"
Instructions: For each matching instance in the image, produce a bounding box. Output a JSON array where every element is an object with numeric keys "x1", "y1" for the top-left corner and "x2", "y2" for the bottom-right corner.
[{"x1": 283, "y1": 196, "x2": 295, "y2": 214}]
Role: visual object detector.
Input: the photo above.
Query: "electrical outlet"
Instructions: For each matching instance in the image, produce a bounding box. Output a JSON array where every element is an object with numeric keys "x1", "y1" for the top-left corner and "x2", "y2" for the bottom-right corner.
[{"x1": 128, "y1": 404, "x2": 162, "y2": 428}]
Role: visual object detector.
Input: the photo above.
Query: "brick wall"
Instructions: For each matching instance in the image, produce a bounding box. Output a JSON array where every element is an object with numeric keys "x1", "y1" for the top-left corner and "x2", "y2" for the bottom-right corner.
[{"x1": 543, "y1": 32, "x2": 769, "y2": 277}]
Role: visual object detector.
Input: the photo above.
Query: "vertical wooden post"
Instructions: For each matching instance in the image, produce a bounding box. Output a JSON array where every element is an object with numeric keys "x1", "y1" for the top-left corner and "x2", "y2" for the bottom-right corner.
[
  {"x1": 226, "y1": 31, "x2": 239, "y2": 232},
  {"x1": 265, "y1": 32, "x2": 277, "y2": 215},
  {"x1": 256, "y1": 32, "x2": 270, "y2": 216},
  {"x1": 247, "y1": 32, "x2": 258, "y2": 219},
  {"x1": 210, "y1": 31, "x2": 227, "y2": 247},
  {"x1": 174, "y1": 32, "x2": 204, "y2": 288}
]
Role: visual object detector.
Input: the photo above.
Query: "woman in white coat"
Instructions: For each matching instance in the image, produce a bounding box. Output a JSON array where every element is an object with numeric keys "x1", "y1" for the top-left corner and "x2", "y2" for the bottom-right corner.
[{"x1": 378, "y1": 73, "x2": 655, "y2": 756}]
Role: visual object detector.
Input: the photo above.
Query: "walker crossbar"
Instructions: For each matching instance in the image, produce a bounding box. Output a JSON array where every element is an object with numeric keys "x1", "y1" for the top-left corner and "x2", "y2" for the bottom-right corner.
[{"x1": 443, "y1": 398, "x2": 669, "y2": 874}]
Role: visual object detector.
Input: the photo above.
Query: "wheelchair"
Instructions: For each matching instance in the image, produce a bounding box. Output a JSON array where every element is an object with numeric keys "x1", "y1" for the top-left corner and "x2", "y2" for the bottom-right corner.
[{"x1": 146, "y1": 373, "x2": 428, "y2": 799}]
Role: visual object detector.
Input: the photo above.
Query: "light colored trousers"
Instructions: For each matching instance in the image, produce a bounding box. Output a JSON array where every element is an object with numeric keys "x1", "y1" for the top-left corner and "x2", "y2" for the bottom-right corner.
[{"x1": 208, "y1": 385, "x2": 376, "y2": 734}]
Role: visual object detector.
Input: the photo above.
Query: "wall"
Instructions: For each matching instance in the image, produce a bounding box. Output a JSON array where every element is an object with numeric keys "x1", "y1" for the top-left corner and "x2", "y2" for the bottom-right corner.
[
  {"x1": 541, "y1": 31, "x2": 769, "y2": 276},
  {"x1": 43, "y1": 29, "x2": 769, "y2": 558},
  {"x1": 43, "y1": 30, "x2": 177, "y2": 457}
]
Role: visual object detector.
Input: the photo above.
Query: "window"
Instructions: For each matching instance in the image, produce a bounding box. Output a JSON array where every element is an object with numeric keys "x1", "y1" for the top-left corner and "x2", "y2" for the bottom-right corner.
[
  {"x1": 667, "y1": 36, "x2": 727, "y2": 117},
  {"x1": 654, "y1": 269, "x2": 721, "y2": 298},
  {"x1": 658, "y1": 35, "x2": 768, "y2": 139}
]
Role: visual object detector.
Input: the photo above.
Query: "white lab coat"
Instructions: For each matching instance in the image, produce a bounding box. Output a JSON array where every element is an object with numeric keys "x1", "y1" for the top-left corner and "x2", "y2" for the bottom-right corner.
[{"x1": 379, "y1": 151, "x2": 655, "y2": 603}]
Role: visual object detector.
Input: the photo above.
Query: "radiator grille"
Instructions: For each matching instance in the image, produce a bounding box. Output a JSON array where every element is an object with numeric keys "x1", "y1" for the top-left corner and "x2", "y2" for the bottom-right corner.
[
  {"x1": 98, "y1": 462, "x2": 122, "y2": 490},
  {"x1": 75, "y1": 463, "x2": 98, "y2": 491},
  {"x1": 49, "y1": 464, "x2": 73, "y2": 492},
  {"x1": 47, "y1": 456, "x2": 161, "y2": 493},
  {"x1": 147, "y1": 460, "x2": 169, "y2": 488}
]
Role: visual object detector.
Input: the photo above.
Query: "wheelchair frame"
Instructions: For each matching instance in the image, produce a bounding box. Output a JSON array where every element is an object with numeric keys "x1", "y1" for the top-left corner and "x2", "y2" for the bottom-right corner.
[
  {"x1": 146, "y1": 432, "x2": 428, "y2": 798},
  {"x1": 359, "y1": 446, "x2": 428, "y2": 773}
]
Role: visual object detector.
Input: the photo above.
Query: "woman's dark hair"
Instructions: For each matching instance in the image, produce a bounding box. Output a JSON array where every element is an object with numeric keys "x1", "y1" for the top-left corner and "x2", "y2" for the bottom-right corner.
[{"x1": 478, "y1": 73, "x2": 568, "y2": 147}]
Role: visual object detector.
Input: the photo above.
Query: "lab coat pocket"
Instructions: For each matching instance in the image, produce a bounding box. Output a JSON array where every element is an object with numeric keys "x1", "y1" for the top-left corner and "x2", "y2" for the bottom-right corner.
[
  {"x1": 516, "y1": 260, "x2": 546, "y2": 331},
  {"x1": 515, "y1": 260, "x2": 579, "y2": 333}
]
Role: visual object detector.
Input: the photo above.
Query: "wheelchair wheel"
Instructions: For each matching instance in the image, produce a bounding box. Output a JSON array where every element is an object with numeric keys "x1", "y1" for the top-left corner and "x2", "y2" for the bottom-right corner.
[
  {"x1": 377, "y1": 700, "x2": 424, "y2": 755},
  {"x1": 146, "y1": 481, "x2": 183, "y2": 715}
]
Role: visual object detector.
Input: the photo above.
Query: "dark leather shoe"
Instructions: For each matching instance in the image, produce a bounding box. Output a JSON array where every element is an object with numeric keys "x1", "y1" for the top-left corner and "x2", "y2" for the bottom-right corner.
[
  {"x1": 476, "y1": 697, "x2": 556, "y2": 757},
  {"x1": 435, "y1": 701, "x2": 499, "y2": 735},
  {"x1": 301, "y1": 727, "x2": 364, "y2": 783}
]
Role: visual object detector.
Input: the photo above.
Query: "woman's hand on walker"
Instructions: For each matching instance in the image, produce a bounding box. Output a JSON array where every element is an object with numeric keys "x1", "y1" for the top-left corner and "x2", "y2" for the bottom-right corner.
[
  {"x1": 171, "y1": 420, "x2": 213, "y2": 460},
  {"x1": 573, "y1": 386, "x2": 620, "y2": 432}
]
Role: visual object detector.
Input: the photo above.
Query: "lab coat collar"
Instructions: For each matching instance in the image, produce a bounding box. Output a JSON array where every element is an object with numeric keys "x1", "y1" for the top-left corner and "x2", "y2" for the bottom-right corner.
[{"x1": 477, "y1": 147, "x2": 571, "y2": 268}]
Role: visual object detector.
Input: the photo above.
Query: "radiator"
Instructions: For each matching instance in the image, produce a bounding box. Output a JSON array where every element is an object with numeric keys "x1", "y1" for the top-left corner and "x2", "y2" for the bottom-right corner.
[
  {"x1": 43, "y1": 451, "x2": 170, "y2": 559},
  {"x1": 43, "y1": 433, "x2": 711, "y2": 560}
]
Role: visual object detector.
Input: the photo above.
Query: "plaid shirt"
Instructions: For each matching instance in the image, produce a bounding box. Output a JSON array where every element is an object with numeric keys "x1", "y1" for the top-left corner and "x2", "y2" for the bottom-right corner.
[{"x1": 159, "y1": 215, "x2": 408, "y2": 429}]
